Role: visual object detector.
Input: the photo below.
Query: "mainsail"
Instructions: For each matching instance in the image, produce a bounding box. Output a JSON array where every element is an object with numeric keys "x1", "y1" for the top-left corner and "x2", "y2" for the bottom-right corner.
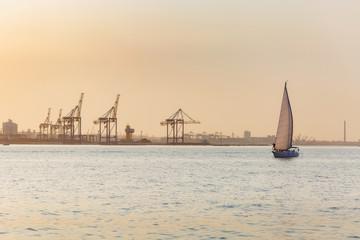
[{"x1": 274, "y1": 82, "x2": 293, "y2": 150}]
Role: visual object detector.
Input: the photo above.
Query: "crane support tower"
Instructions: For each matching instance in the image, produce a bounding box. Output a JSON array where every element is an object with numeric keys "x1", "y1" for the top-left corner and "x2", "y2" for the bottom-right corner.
[
  {"x1": 160, "y1": 108, "x2": 200, "y2": 144},
  {"x1": 39, "y1": 108, "x2": 51, "y2": 140},
  {"x1": 50, "y1": 109, "x2": 63, "y2": 139},
  {"x1": 63, "y1": 93, "x2": 84, "y2": 144},
  {"x1": 93, "y1": 94, "x2": 120, "y2": 144}
]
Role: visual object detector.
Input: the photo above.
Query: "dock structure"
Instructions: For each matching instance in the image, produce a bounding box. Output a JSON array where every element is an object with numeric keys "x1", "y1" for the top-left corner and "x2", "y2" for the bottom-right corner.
[
  {"x1": 63, "y1": 93, "x2": 84, "y2": 144},
  {"x1": 160, "y1": 108, "x2": 200, "y2": 144},
  {"x1": 93, "y1": 94, "x2": 120, "y2": 144}
]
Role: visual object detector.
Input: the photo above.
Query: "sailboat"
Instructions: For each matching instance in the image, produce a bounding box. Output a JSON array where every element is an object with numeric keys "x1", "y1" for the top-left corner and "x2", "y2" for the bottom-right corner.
[{"x1": 272, "y1": 82, "x2": 299, "y2": 158}]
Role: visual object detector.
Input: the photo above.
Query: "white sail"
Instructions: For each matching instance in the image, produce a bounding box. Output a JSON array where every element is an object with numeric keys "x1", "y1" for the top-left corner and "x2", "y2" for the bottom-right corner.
[{"x1": 274, "y1": 83, "x2": 293, "y2": 150}]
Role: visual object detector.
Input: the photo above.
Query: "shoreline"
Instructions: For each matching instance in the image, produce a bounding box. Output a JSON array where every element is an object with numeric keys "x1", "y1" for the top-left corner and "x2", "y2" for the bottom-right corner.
[{"x1": 1, "y1": 140, "x2": 359, "y2": 147}]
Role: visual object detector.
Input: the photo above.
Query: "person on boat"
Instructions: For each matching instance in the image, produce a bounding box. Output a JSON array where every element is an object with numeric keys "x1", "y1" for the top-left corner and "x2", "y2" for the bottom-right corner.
[{"x1": 272, "y1": 143, "x2": 276, "y2": 151}]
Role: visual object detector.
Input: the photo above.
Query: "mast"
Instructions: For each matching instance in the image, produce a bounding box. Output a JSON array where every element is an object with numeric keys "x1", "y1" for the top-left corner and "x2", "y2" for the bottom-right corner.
[{"x1": 344, "y1": 120, "x2": 346, "y2": 143}]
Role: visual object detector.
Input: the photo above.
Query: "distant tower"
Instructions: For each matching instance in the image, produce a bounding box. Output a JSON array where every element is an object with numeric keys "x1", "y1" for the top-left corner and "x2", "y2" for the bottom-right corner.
[
  {"x1": 125, "y1": 125, "x2": 135, "y2": 142},
  {"x1": 244, "y1": 131, "x2": 251, "y2": 139},
  {"x1": 344, "y1": 120, "x2": 346, "y2": 143}
]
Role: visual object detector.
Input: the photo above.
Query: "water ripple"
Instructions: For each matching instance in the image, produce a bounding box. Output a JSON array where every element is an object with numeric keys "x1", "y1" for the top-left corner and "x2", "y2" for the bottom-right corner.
[{"x1": 0, "y1": 145, "x2": 359, "y2": 239}]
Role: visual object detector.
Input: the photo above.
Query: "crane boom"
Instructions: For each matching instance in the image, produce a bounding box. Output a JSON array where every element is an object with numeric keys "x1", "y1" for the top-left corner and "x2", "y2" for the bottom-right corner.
[
  {"x1": 45, "y1": 108, "x2": 51, "y2": 124},
  {"x1": 93, "y1": 94, "x2": 120, "y2": 125},
  {"x1": 76, "y1": 93, "x2": 84, "y2": 117},
  {"x1": 56, "y1": 109, "x2": 62, "y2": 125},
  {"x1": 160, "y1": 108, "x2": 200, "y2": 125},
  {"x1": 112, "y1": 94, "x2": 120, "y2": 118}
]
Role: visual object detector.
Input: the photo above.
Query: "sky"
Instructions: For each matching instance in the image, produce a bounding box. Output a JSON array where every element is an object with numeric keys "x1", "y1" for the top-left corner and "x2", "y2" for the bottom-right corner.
[{"x1": 1, "y1": 0, "x2": 360, "y2": 141}]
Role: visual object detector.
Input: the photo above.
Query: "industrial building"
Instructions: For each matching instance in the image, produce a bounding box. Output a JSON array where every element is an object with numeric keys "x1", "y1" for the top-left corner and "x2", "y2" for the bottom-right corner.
[{"x1": 3, "y1": 119, "x2": 18, "y2": 135}]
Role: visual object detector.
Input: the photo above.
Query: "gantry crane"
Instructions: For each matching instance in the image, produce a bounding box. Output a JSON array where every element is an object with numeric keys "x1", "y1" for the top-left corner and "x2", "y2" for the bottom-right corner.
[
  {"x1": 63, "y1": 93, "x2": 84, "y2": 143},
  {"x1": 160, "y1": 108, "x2": 200, "y2": 144},
  {"x1": 39, "y1": 108, "x2": 51, "y2": 140},
  {"x1": 94, "y1": 94, "x2": 120, "y2": 144},
  {"x1": 50, "y1": 109, "x2": 62, "y2": 139}
]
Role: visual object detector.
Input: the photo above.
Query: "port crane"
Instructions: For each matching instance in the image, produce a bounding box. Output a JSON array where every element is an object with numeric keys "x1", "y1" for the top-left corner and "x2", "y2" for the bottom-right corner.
[
  {"x1": 94, "y1": 94, "x2": 120, "y2": 144},
  {"x1": 39, "y1": 108, "x2": 51, "y2": 140},
  {"x1": 63, "y1": 93, "x2": 84, "y2": 143},
  {"x1": 160, "y1": 108, "x2": 200, "y2": 144},
  {"x1": 50, "y1": 109, "x2": 63, "y2": 139}
]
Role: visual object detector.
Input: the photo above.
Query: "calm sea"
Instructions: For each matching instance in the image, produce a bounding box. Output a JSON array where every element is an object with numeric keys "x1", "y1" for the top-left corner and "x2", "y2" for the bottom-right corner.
[{"x1": 0, "y1": 145, "x2": 359, "y2": 239}]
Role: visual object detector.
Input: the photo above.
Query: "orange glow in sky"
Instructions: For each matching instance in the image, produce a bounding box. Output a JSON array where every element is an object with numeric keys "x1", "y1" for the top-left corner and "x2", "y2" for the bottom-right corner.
[{"x1": 1, "y1": 1, "x2": 360, "y2": 141}]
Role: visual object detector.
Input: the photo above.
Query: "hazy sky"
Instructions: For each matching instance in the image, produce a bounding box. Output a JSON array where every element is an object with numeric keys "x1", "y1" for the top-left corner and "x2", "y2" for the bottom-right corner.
[{"x1": 1, "y1": 0, "x2": 360, "y2": 140}]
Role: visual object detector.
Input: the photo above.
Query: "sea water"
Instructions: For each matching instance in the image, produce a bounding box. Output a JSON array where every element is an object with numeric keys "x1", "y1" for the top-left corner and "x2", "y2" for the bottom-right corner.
[{"x1": 0, "y1": 145, "x2": 359, "y2": 239}]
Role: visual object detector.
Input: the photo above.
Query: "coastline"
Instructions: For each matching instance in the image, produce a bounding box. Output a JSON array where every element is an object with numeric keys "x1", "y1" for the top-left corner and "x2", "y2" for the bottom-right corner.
[{"x1": 1, "y1": 139, "x2": 359, "y2": 147}]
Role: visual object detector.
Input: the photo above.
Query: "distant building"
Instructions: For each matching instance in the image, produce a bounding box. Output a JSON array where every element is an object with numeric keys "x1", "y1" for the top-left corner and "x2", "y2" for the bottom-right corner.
[
  {"x1": 244, "y1": 131, "x2": 251, "y2": 139},
  {"x1": 3, "y1": 119, "x2": 18, "y2": 135}
]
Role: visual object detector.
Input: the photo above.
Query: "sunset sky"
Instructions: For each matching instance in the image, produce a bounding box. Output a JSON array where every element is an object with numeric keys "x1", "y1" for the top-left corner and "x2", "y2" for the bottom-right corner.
[{"x1": 1, "y1": 1, "x2": 360, "y2": 141}]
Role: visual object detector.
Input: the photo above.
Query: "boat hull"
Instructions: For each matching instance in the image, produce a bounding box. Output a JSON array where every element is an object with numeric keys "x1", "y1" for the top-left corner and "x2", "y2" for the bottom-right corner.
[{"x1": 272, "y1": 150, "x2": 299, "y2": 158}]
